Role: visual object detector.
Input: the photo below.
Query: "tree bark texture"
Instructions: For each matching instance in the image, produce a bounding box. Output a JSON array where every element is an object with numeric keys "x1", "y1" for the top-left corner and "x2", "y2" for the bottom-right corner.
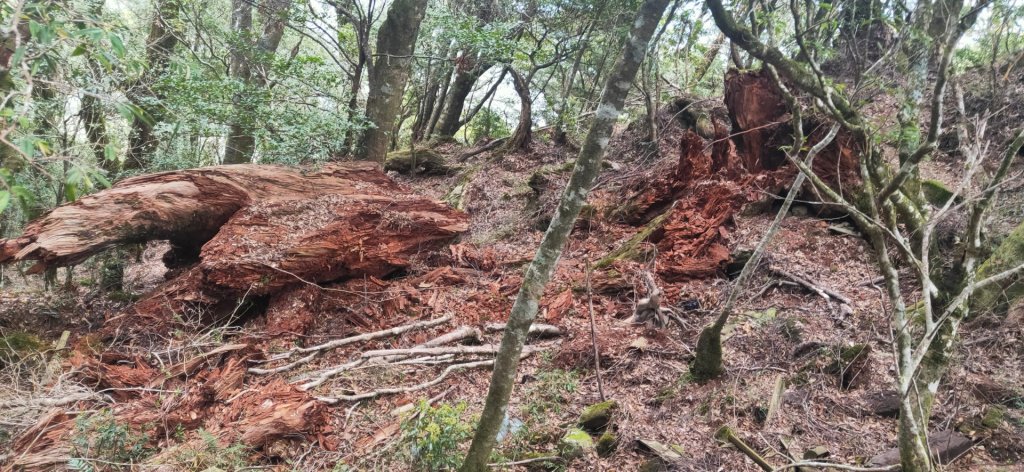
[{"x1": 356, "y1": 0, "x2": 429, "y2": 162}]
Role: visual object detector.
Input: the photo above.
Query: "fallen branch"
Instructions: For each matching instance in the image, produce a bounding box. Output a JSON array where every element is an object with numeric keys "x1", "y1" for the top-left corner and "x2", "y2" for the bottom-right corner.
[
  {"x1": 317, "y1": 359, "x2": 492, "y2": 404},
  {"x1": 715, "y1": 425, "x2": 773, "y2": 472},
  {"x1": 361, "y1": 344, "x2": 547, "y2": 359},
  {"x1": 249, "y1": 316, "x2": 451, "y2": 374},
  {"x1": 419, "y1": 326, "x2": 483, "y2": 348},
  {"x1": 484, "y1": 322, "x2": 563, "y2": 337},
  {"x1": 586, "y1": 260, "x2": 606, "y2": 402},
  {"x1": 768, "y1": 267, "x2": 852, "y2": 305},
  {"x1": 0, "y1": 392, "x2": 97, "y2": 410},
  {"x1": 456, "y1": 138, "x2": 508, "y2": 162},
  {"x1": 297, "y1": 327, "x2": 482, "y2": 390},
  {"x1": 771, "y1": 462, "x2": 898, "y2": 472},
  {"x1": 148, "y1": 343, "x2": 247, "y2": 388}
]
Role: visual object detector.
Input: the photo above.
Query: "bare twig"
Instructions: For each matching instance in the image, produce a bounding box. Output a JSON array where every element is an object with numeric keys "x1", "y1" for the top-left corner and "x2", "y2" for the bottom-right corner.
[
  {"x1": 248, "y1": 316, "x2": 451, "y2": 374},
  {"x1": 586, "y1": 259, "x2": 606, "y2": 402},
  {"x1": 361, "y1": 344, "x2": 548, "y2": 359}
]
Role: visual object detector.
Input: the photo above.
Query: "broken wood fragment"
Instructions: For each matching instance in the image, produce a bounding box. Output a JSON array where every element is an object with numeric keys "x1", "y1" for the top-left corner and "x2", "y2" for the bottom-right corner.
[{"x1": 715, "y1": 425, "x2": 774, "y2": 471}]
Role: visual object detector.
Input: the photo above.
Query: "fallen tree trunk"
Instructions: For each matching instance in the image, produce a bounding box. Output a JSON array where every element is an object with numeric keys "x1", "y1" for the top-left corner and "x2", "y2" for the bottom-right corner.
[{"x1": 0, "y1": 162, "x2": 469, "y2": 333}]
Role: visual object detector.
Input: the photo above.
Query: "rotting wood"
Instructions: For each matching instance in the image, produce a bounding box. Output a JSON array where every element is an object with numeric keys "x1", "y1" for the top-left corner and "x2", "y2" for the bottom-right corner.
[{"x1": 1, "y1": 163, "x2": 468, "y2": 336}]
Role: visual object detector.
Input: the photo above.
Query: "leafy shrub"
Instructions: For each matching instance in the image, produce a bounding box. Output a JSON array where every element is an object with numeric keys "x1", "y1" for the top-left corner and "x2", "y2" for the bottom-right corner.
[
  {"x1": 69, "y1": 410, "x2": 153, "y2": 470},
  {"x1": 401, "y1": 400, "x2": 474, "y2": 471}
]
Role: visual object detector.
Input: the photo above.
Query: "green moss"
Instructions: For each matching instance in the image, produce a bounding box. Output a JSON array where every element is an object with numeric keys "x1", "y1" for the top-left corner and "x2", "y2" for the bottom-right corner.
[
  {"x1": 973, "y1": 220, "x2": 1024, "y2": 316},
  {"x1": 558, "y1": 428, "x2": 594, "y2": 460},
  {"x1": 981, "y1": 405, "x2": 1006, "y2": 429},
  {"x1": 691, "y1": 324, "x2": 724, "y2": 382},
  {"x1": 921, "y1": 179, "x2": 958, "y2": 206},
  {"x1": 578, "y1": 400, "x2": 617, "y2": 432},
  {"x1": 596, "y1": 431, "x2": 618, "y2": 457},
  {"x1": 384, "y1": 148, "x2": 452, "y2": 175},
  {"x1": 595, "y1": 207, "x2": 673, "y2": 269},
  {"x1": 443, "y1": 164, "x2": 481, "y2": 211}
]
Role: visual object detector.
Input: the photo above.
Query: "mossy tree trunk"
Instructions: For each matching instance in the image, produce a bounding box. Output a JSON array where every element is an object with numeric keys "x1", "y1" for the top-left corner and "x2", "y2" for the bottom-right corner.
[{"x1": 458, "y1": 1, "x2": 670, "y2": 469}]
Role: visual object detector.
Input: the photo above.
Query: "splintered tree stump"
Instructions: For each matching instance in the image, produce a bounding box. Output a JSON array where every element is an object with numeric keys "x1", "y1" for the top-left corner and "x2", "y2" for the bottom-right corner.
[
  {"x1": 604, "y1": 68, "x2": 864, "y2": 281},
  {"x1": 0, "y1": 162, "x2": 468, "y2": 332}
]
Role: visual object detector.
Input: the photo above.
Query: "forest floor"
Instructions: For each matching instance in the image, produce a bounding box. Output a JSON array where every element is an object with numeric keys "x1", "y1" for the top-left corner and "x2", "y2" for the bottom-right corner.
[{"x1": 2, "y1": 114, "x2": 1024, "y2": 471}]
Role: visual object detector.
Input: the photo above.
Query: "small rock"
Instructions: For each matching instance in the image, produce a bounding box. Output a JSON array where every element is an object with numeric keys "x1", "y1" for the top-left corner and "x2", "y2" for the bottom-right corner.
[
  {"x1": 867, "y1": 430, "x2": 972, "y2": 467},
  {"x1": 559, "y1": 428, "x2": 595, "y2": 460},
  {"x1": 981, "y1": 405, "x2": 1006, "y2": 429},
  {"x1": 638, "y1": 458, "x2": 669, "y2": 472},
  {"x1": 635, "y1": 438, "x2": 684, "y2": 461},
  {"x1": 578, "y1": 400, "x2": 618, "y2": 432},
  {"x1": 803, "y1": 446, "x2": 830, "y2": 459},
  {"x1": 864, "y1": 391, "x2": 901, "y2": 418},
  {"x1": 596, "y1": 431, "x2": 618, "y2": 457}
]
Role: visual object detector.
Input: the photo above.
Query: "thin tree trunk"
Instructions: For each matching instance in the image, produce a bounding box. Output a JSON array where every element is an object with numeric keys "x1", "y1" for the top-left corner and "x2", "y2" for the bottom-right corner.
[
  {"x1": 426, "y1": 50, "x2": 456, "y2": 138},
  {"x1": 504, "y1": 68, "x2": 532, "y2": 152},
  {"x1": 124, "y1": 0, "x2": 180, "y2": 170},
  {"x1": 356, "y1": 0, "x2": 429, "y2": 162},
  {"x1": 223, "y1": 0, "x2": 253, "y2": 164},
  {"x1": 224, "y1": 0, "x2": 291, "y2": 164},
  {"x1": 458, "y1": 1, "x2": 670, "y2": 469},
  {"x1": 434, "y1": 59, "x2": 494, "y2": 139},
  {"x1": 80, "y1": 93, "x2": 109, "y2": 171}
]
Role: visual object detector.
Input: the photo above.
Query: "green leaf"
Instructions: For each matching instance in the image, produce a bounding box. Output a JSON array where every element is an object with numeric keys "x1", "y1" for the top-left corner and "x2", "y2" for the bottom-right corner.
[
  {"x1": 115, "y1": 103, "x2": 154, "y2": 126},
  {"x1": 10, "y1": 46, "x2": 26, "y2": 67},
  {"x1": 109, "y1": 34, "x2": 126, "y2": 57},
  {"x1": 103, "y1": 143, "x2": 117, "y2": 162},
  {"x1": 0, "y1": 190, "x2": 9, "y2": 214},
  {"x1": 64, "y1": 182, "x2": 78, "y2": 203},
  {"x1": 71, "y1": 44, "x2": 89, "y2": 56}
]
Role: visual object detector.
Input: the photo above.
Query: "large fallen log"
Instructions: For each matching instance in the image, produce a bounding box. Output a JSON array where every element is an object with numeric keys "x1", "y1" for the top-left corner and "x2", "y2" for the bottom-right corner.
[{"x1": 0, "y1": 162, "x2": 469, "y2": 331}]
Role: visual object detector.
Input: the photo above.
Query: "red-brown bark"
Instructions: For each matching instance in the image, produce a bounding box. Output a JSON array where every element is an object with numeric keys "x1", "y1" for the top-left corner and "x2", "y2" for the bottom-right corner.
[{"x1": 0, "y1": 162, "x2": 469, "y2": 333}]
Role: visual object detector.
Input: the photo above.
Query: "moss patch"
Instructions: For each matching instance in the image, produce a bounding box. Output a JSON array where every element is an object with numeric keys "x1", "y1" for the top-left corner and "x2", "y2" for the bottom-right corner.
[
  {"x1": 384, "y1": 148, "x2": 453, "y2": 175},
  {"x1": 973, "y1": 220, "x2": 1024, "y2": 316},
  {"x1": 578, "y1": 400, "x2": 618, "y2": 432},
  {"x1": 559, "y1": 428, "x2": 594, "y2": 460},
  {"x1": 921, "y1": 179, "x2": 959, "y2": 207},
  {"x1": 596, "y1": 431, "x2": 618, "y2": 457}
]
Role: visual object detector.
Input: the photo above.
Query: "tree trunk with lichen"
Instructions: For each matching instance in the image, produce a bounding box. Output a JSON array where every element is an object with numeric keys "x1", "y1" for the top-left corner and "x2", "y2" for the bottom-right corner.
[
  {"x1": 357, "y1": 0, "x2": 429, "y2": 162},
  {"x1": 458, "y1": 1, "x2": 670, "y2": 469}
]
